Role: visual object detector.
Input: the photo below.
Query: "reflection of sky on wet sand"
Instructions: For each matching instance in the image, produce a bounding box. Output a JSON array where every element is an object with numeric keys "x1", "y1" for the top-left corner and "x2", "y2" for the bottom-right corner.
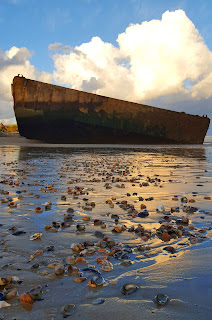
[
  {"x1": 0, "y1": 145, "x2": 20, "y2": 162},
  {"x1": 1, "y1": 140, "x2": 211, "y2": 246},
  {"x1": 0, "y1": 137, "x2": 212, "y2": 319}
]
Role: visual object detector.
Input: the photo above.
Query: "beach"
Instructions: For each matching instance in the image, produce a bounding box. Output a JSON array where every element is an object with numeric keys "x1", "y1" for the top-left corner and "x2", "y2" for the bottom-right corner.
[{"x1": 0, "y1": 135, "x2": 211, "y2": 319}]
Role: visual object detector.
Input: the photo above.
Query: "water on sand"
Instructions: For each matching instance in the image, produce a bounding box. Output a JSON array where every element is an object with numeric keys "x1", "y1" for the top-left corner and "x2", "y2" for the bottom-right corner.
[{"x1": 0, "y1": 135, "x2": 212, "y2": 319}]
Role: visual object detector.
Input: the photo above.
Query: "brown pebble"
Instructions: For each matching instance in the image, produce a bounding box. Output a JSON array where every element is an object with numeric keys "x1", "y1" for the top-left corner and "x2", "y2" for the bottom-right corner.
[{"x1": 54, "y1": 263, "x2": 65, "y2": 276}]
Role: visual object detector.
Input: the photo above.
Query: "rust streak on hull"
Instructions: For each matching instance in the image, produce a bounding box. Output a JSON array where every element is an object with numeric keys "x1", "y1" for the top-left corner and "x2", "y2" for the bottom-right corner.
[{"x1": 12, "y1": 76, "x2": 210, "y2": 144}]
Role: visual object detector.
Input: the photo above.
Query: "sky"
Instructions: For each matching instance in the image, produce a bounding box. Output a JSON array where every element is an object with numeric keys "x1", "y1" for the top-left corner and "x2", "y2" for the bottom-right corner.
[{"x1": 0, "y1": 0, "x2": 212, "y2": 135}]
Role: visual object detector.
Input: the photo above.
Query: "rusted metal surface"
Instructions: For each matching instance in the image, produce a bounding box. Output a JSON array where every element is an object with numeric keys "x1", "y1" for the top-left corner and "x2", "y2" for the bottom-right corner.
[{"x1": 12, "y1": 76, "x2": 210, "y2": 144}]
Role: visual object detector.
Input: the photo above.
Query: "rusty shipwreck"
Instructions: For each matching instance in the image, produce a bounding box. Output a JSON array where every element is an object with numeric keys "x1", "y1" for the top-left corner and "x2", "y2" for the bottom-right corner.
[{"x1": 12, "y1": 75, "x2": 210, "y2": 144}]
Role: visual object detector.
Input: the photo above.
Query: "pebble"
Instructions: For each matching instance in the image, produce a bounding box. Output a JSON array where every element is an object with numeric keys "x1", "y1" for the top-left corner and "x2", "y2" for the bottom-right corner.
[
  {"x1": 92, "y1": 298, "x2": 105, "y2": 305},
  {"x1": 0, "y1": 147, "x2": 211, "y2": 317}
]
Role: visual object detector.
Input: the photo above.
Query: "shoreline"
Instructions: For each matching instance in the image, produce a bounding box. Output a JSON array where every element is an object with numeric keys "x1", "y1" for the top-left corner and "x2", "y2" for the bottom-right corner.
[
  {"x1": 0, "y1": 134, "x2": 211, "y2": 148},
  {"x1": 0, "y1": 138, "x2": 211, "y2": 319}
]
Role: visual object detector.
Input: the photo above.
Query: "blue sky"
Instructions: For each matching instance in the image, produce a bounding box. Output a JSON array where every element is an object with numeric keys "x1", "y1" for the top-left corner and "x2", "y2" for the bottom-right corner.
[
  {"x1": 1, "y1": 0, "x2": 212, "y2": 71},
  {"x1": 0, "y1": 0, "x2": 212, "y2": 134}
]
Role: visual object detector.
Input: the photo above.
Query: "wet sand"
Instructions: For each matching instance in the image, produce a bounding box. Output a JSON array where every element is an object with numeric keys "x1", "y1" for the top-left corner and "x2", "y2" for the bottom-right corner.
[{"x1": 0, "y1": 135, "x2": 212, "y2": 319}]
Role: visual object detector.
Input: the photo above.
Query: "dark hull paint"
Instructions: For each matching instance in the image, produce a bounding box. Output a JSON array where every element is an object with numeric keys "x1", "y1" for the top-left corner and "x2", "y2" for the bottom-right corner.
[
  {"x1": 17, "y1": 115, "x2": 177, "y2": 144},
  {"x1": 12, "y1": 76, "x2": 210, "y2": 144}
]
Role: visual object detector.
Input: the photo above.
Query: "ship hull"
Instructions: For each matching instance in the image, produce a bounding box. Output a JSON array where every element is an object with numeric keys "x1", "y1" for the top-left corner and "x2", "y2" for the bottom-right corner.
[
  {"x1": 15, "y1": 114, "x2": 177, "y2": 144},
  {"x1": 12, "y1": 76, "x2": 210, "y2": 144}
]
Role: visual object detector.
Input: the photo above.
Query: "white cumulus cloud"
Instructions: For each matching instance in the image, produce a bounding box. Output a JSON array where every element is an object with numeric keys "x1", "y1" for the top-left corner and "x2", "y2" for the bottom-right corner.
[
  {"x1": 51, "y1": 9, "x2": 212, "y2": 112},
  {"x1": 0, "y1": 46, "x2": 52, "y2": 122}
]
